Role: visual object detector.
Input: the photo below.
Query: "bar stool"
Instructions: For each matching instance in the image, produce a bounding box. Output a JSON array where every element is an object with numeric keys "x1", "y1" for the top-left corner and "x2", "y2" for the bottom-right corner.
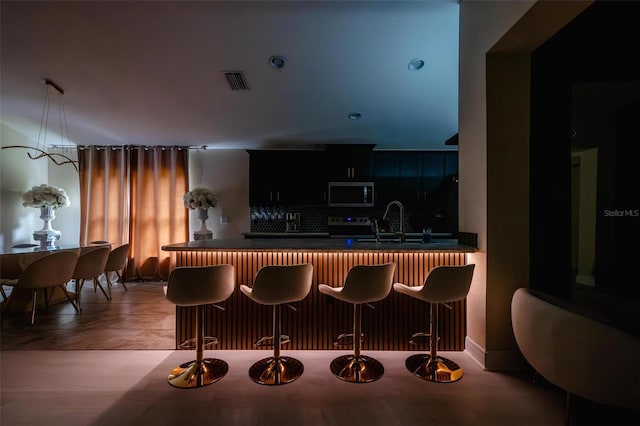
[
  {"x1": 393, "y1": 264, "x2": 475, "y2": 383},
  {"x1": 165, "y1": 264, "x2": 235, "y2": 388},
  {"x1": 318, "y1": 262, "x2": 396, "y2": 383},
  {"x1": 240, "y1": 264, "x2": 313, "y2": 385}
]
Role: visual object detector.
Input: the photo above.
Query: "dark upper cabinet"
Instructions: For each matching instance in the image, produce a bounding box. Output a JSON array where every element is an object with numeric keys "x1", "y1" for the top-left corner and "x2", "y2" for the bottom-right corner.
[
  {"x1": 248, "y1": 150, "x2": 326, "y2": 205},
  {"x1": 279, "y1": 151, "x2": 327, "y2": 204},
  {"x1": 399, "y1": 152, "x2": 423, "y2": 205},
  {"x1": 372, "y1": 151, "x2": 400, "y2": 206},
  {"x1": 444, "y1": 151, "x2": 458, "y2": 178},
  {"x1": 248, "y1": 147, "x2": 457, "y2": 215},
  {"x1": 325, "y1": 144, "x2": 374, "y2": 181},
  {"x1": 441, "y1": 151, "x2": 459, "y2": 232},
  {"x1": 422, "y1": 151, "x2": 459, "y2": 232},
  {"x1": 420, "y1": 152, "x2": 445, "y2": 196},
  {"x1": 249, "y1": 150, "x2": 283, "y2": 205},
  {"x1": 373, "y1": 151, "x2": 437, "y2": 206},
  {"x1": 372, "y1": 150, "x2": 458, "y2": 213}
]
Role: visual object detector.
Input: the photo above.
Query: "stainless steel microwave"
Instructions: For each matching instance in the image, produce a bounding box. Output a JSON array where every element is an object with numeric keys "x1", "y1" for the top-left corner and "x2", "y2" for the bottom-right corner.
[{"x1": 328, "y1": 182, "x2": 374, "y2": 207}]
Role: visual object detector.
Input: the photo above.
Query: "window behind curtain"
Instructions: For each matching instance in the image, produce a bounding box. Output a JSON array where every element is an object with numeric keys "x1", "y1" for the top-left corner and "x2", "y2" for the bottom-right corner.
[{"x1": 78, "y1": 146, "x2": 189, "y2": 280}]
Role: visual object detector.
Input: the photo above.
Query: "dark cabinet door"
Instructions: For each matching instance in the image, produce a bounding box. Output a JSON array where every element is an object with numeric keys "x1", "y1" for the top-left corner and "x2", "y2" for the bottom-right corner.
[
  {"x1": 249, "y1": 150, "x2": 327, "y2": 205},
  {"x1": 373, "y1": 151, "x2": 400, "y2": 206},
  {"x1": 326, "y1": 145, "x2": 374, "y2": 180},
  {"x1": 279, "y1": 151, "x2": 327, "y2": 204},
  {"x1": 399, "y1": 152, "x2": 422, "y2": 206},
  {"x1": 421, "y1": 151, "x2": 460, "y2": 232},
  {"x1": 420, "y1": 152, "x2": 445, "y2": 203},
  {"x1": 441, "y1": 151, "x2": 459, "y2": 232},
  {"x1": 444, "y1": 151, "x2": 458, "y2": 178},
  {"x1": 249, "y1": 150, "x2": 285, "y2": 205}
]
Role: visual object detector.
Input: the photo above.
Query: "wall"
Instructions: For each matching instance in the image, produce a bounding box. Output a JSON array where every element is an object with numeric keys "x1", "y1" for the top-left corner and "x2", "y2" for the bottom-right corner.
[
  {"x1": 187, "y1": 149, "x2": 250, "y2": 239},
  {"x1": 47, "y1": 146, "x2": 81, "y2": 245},
  {"x1": 458, "y1": 0, "x2": 536, "y2": 368},
  {"x1": 460, "y1": 0, "x2": 592, "y2": 369},
  {"x1": 1, "y1": 128, "x2": 251, "y2": 250},
  {"x1": 1, "y1": 123, "x2": 80, "y2": 250}
]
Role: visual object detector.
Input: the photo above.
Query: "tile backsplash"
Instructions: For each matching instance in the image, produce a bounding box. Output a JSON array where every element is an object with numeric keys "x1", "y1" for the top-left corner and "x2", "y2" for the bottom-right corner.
[
  {"x1": 250, "y1": 204, "x2": 451, "y2": 234},
  {"x1": 250, "y1": 205, "x2": 328, "y2": 233}
]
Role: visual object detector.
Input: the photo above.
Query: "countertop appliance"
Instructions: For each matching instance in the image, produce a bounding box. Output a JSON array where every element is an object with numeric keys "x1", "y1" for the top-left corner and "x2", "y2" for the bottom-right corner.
[
  {"x1": 328, "y1": 182, "x2": 374, "y2": 207},
  {"x1": 327, "y1": 216, "x2": 372, "y2": 237},
  {"x1": 285, "y1": 212, "x2": 301, "y2": 232}
]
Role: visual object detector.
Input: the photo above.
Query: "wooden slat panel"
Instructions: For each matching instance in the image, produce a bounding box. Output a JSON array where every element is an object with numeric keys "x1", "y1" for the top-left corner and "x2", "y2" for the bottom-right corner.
[{"x1": 174, "y1": 250, "x2": 467, "y2": 351}]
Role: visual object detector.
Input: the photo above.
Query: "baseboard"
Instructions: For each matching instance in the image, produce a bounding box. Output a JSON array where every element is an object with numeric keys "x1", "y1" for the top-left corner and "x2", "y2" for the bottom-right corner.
[
  {"x1": 465, "y1": 336, "x2": 529, "y2": 371},
  {"x1": 464, "y1": 336, "x2": 487, "y2": 368}
]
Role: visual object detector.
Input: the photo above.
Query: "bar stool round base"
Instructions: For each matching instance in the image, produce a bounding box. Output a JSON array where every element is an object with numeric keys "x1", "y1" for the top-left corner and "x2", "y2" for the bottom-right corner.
[
  {"x1": 249, "y1": 356, "x2": 304, "y2": 385},
  {"x1": 405, "y1": 354, "x2": 463, "y2": 383},
  {"x1": 330, "y1": 355, "x2": 384, "y2": 383},
  {"x1": 168, "y1": 358, "x2": 229, "y2": 388}
]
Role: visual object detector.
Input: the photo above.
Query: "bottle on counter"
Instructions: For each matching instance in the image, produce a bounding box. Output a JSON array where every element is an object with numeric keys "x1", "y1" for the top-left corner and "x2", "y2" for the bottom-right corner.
[{"x1": 422, "y1": 227, "x2": 432, "y2": 244}]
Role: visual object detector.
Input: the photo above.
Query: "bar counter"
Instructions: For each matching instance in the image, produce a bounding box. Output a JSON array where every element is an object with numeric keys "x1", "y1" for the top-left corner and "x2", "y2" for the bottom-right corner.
[
  {"x1": 162, "y1": 237, "x2": 475, "y2": 252},
  {"x1": 162, "y1": 238, "x2": 476, "y2": 351}
]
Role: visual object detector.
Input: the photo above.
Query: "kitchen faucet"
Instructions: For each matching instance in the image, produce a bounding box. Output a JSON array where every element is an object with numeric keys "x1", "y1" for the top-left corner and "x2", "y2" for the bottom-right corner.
[{"x1": 382, "y1": 200, "x2": 405, "y2": 242}]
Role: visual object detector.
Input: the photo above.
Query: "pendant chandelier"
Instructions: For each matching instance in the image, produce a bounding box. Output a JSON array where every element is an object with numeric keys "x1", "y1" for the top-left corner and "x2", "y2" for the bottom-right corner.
[{"x1": 1, "y1": 79, "x2": 79, "y2": 172}]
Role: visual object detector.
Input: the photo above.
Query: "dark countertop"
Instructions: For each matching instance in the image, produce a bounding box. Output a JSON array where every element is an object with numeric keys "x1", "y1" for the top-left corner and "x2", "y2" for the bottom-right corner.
[
  {"x1": 243, "y1": 232, "x2": 453, "y2": 239},
  {"x1": 243, "y1": 232, "x2": 330, "y2": 238},
  {"x1": 162, "y1": 238, "x2": 476, "y2": 252}
]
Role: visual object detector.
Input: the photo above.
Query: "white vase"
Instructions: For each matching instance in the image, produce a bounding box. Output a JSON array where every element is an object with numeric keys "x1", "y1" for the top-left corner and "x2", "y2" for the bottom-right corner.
[
  {"x1": 33, "y1": 205, "x2": 62, "y2": 248},
  {"x1": 193, "y1": 207, "x2": 213, "y2": 240}
]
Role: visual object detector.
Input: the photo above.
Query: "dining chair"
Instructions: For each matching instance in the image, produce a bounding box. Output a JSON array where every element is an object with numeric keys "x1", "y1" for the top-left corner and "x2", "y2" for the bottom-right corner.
[
  {"x1": 72, "y1": 246, "x2": 111, "y2": 306},
  {"x1": 0, "y1": 254, "x2": 22, "y2": 303},
  {"x1": 1, "y1": 250, "x2": 79, "y2": 325},
  {"x1": 102, "y1": 243, "x2": 130, "y2": 293},
  {"x1": 1, "y1": 251, "x2": 53, "y2": 306}
]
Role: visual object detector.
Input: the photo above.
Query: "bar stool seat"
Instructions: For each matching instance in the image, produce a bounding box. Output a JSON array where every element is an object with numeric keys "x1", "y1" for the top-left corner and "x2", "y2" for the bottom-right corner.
[
  {"x1": 240, "y1": 264, "x2": 313, "y2": 385},
  {"x1": 318, "y1": 263, "x2": 396, "y2": 383},
  {"x1": 165, "y1": 264, "x2": 235, "y2": 388},
  {"x1": 393, "y1": 264, "x2": 475, "y2": 383}
]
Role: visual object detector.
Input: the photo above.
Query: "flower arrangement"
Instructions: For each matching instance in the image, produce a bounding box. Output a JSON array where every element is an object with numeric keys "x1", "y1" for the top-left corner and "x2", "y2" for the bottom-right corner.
[
  {"x1": 183, "y1": 187, "x2": 217, "y2": 210},
  {"x1": 22, "y1": 184, "x2": 70, "y2": 209}
]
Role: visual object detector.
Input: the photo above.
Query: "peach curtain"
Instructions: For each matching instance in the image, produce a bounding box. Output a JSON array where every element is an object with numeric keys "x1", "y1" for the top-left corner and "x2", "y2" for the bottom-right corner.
[{"x1": 78, "y1": 146, "x2": 189, "y2": 280}]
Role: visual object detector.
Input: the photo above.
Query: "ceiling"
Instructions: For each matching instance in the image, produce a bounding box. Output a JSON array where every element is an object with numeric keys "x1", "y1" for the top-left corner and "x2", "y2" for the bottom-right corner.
[{"x1": 0, "y1": 1, "x2": 460, "y2": 151}]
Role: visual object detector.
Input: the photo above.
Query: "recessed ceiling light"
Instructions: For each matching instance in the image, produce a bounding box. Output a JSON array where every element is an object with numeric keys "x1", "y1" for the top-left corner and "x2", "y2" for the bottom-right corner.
[
  {"x1": 348, "y1": 112, "x2": 362, "y2": 120},
  {"x1": 408, "y1": 58, "x2": 425, "y2": 71},
  {"x1": 269, "y1": 55, "x2": 286, "y2": 69}
]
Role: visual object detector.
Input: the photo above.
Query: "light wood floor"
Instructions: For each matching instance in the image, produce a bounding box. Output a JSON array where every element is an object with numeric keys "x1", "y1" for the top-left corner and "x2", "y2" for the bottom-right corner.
[{"x1": 0, "y1": 281, "x2": 635, "y2": 425}]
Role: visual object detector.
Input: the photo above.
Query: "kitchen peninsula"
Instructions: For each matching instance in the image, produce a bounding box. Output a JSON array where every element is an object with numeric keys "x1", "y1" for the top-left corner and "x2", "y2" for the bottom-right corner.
[{"x1": 162, "y1": 238, "x2": 476, "y2": 351}]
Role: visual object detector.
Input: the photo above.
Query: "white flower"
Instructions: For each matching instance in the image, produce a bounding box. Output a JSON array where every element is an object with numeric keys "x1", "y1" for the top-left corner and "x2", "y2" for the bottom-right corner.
[
  {"x1": 22, "y1": 184, "x2": 70, "y2": 209},
  {"x1": 183, "y1": 187, "x2": 217, "y2": 210}
]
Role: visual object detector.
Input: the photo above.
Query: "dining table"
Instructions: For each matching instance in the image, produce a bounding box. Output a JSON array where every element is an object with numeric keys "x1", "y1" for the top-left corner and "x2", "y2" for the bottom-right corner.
[{"x1": 0, "y1": 242, "x2": 111, "y2": 312}]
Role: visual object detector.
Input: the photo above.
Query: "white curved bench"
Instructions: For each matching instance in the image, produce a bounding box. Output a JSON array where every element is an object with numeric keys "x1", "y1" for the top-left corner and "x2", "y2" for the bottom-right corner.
[{"x1": 511, "y1": 287, "x2": 640, "y2": 410}]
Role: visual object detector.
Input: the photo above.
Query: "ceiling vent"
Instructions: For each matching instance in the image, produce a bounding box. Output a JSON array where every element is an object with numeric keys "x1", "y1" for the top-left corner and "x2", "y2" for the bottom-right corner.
[{"x1": 223, "y1": 71, "x2": 250, "y2": 91}]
